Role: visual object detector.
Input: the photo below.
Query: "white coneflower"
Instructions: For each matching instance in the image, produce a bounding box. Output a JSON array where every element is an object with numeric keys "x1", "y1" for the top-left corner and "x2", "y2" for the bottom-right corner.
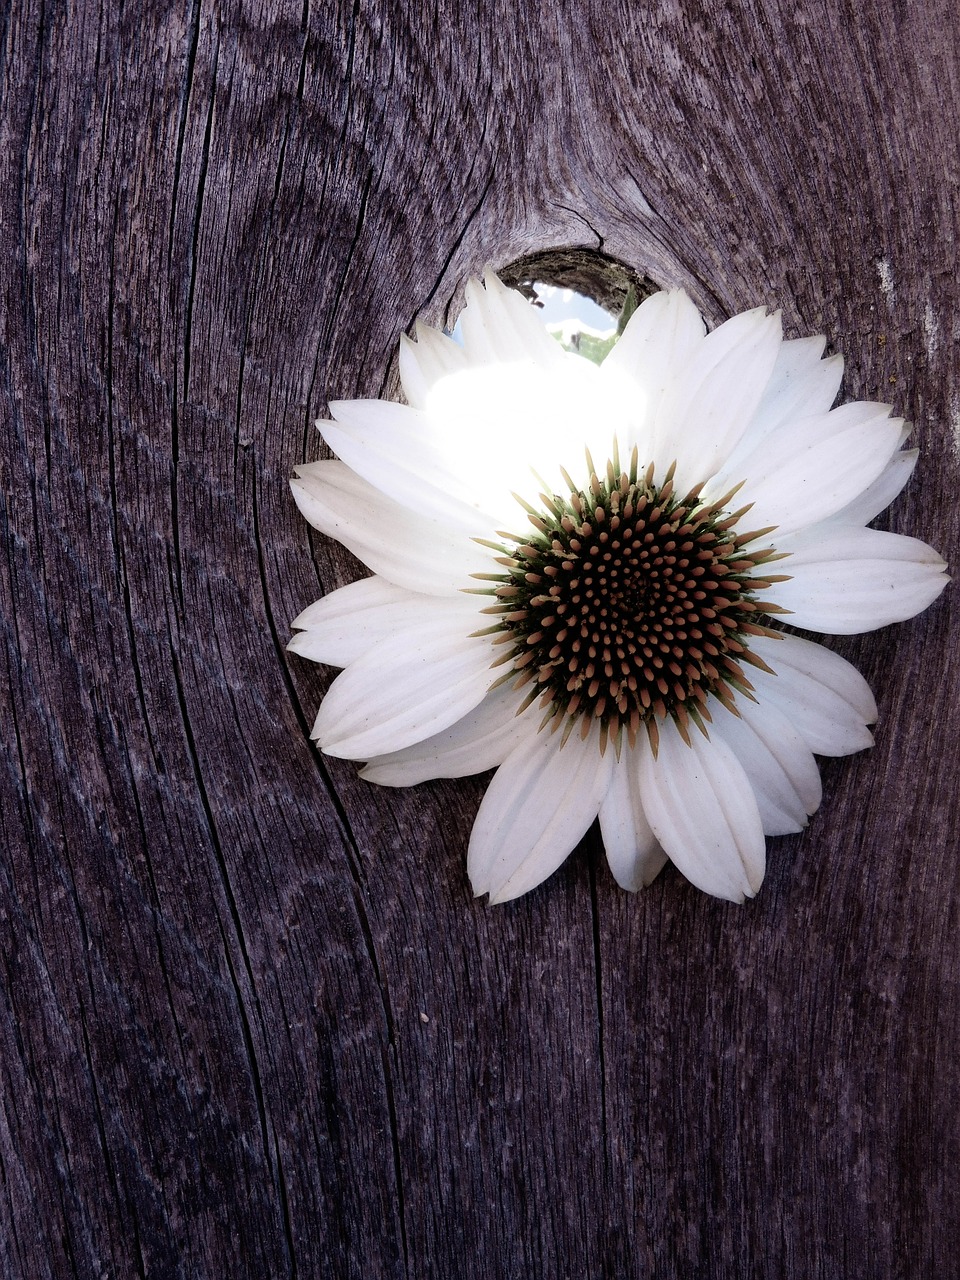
[{"x1": 289, "y1": 273, "x2": 947, "y2": 904}]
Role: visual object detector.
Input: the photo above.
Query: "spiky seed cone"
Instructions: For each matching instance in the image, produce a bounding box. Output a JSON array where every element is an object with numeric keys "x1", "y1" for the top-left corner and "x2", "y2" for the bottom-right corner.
[{"x1": 479, "y1": 459, "x2": 786, "y2": 749}]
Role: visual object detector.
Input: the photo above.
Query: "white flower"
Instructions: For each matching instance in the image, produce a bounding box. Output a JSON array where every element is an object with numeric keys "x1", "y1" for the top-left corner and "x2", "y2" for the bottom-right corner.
[{"x1": 289, "y1": 272, "x2": 948, "y2": 904}]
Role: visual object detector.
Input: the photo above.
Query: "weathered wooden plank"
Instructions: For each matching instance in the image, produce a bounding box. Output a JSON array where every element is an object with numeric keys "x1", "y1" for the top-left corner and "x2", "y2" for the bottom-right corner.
[{"x1": 1, "y1": 0, "x2": 957, "y2": 1276}]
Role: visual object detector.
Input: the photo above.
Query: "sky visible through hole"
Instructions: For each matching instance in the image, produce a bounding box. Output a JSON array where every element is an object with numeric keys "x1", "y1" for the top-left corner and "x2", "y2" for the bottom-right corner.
[{"x1": 532, "y1": 283, "x2": 617, "y2": 335}]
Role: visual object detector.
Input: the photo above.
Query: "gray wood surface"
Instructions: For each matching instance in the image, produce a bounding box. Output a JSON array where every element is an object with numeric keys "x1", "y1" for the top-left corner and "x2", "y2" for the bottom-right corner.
[{"x1": 2, "y1": 0, "x2": 958, "y2": 1275}]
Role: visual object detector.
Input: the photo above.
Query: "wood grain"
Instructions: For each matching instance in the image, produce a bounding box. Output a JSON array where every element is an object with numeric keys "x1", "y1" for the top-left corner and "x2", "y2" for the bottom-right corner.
[{"x1": 2, "y1": 0, "x2": 958, "y2": 1275}]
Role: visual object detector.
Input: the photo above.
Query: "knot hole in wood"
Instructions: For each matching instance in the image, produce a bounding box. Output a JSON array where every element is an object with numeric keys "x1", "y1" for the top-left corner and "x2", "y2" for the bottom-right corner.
[{"x1": 498, "y1": 247, "x2": 660, "y2": 316}]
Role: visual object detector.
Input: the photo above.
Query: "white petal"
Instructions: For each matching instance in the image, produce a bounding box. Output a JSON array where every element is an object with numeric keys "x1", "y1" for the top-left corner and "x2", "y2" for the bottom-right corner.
[
  {"x1": 600, "y1": 289, "x2": 706, "y2": 461},
  {"x1": 636, "y1": 718, "x2": 766, "y2": 902},
  {"x1": 360, "y1": 682, "x2": 529, "y2": 785},
  {"x1": 290, "y1": 461, "x2": 490, "y2": 595},
  {"x1": 720, "y1": 403, "x2": 904, "y2": 537},
  {"x1": 399, "y1": 323, "x2": 469, "y2": 409},
  {"x1": 764, "y1": 526, "x2": 949, "y2": 633},
  {"x1": 598, "y1": 750, "x2": 668, "y2": 890},
  {"x1": 321, "y1": 400, "x2": 501, "y2": 532},
  {"x1": 313, "y1": 618, "x2": 495, "y2": 759},
  {"x1": 468, "y1": 723, "x2": 614, "y2": 903},
  {"x1": 447, "y1": 272, "x2": 634, "y2": 488},
  {"x1": 290, "y1": 575, "x2": 409, "y2": 630},
  {"x1": 421, "y1": 356, "x2": 612, "y2": 523},
  {"x1": 723, "y1": 336, "x2": 843, "y2": 466},
  {"x1": 710, "y1": 697, "x2": 822, "y2": 836},
  {"x1": 744, "y1": 633, "x2": 876, "y2": 756},
  {"x1": 653, "y1": 307, "x2": 782, "y2": 492},
  {"x1": 289, "y1": 577, "x2": 474, "y2": 669},
  {"x1": 458, "y1": 271, "x2": 568, "y2": 371},
  {"x1": 824, "y1": 448, "x2": 918, "y2": 527}
]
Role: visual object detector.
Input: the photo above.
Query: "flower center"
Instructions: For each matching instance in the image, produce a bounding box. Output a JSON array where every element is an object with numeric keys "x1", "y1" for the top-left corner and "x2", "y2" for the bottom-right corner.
[{"x1": 475, "y1": 451, "x2": 788, "y2": 753}]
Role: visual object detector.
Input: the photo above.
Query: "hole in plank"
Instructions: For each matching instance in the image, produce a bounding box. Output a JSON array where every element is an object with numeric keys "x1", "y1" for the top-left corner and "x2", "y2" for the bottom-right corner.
[{"x1": 498, "y1": 246, "x2": 660, "y2": 361}]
